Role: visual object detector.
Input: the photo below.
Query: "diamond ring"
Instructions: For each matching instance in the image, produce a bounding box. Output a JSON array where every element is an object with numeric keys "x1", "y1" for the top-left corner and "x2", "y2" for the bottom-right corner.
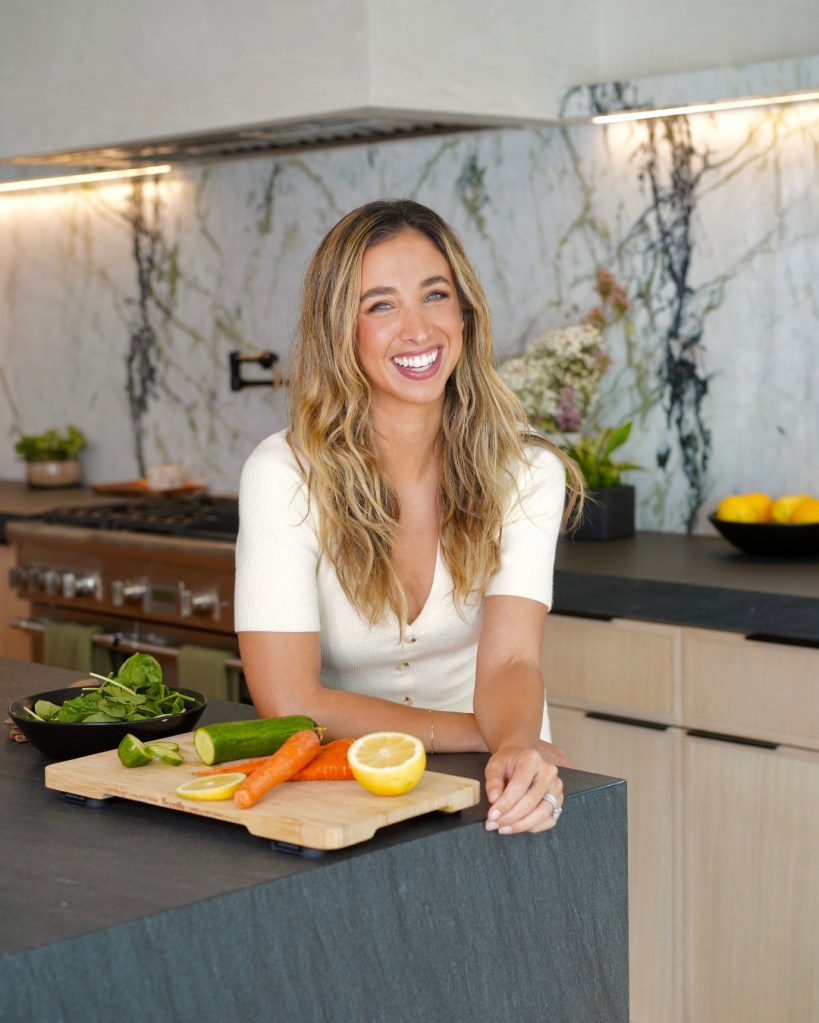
[{"x1": 543, "y1": 792, "x2": 562, "y2": 820}]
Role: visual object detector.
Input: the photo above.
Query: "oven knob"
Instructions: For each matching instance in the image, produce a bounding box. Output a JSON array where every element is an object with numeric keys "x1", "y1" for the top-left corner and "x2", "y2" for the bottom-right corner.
[
  {"x1": 43, "y1": 570, "x2": 61, "y2": 596},
  {"x1": 8, "y1": 565, "x2": 27, "y2": 591},
  {"x1": 63, "y1": 572, "x2": 102, "y2": 600},
  {"x1": 178, "y1": 583, "x2": 218, "y2": 618},
  {"x1": 111, "y1": 579, "x2": 147, "y2": 607}
]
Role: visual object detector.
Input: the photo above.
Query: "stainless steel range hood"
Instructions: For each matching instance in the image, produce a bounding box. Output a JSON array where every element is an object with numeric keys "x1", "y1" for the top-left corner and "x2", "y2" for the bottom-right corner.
[{"x1": 0, "y1": 110, "x2": 517, "y2": 171}]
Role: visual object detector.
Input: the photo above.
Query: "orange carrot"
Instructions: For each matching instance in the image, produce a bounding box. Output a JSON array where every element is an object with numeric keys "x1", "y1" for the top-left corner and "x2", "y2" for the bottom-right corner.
[
  {"x1": 194, "y1": 756, "x2": 274, "y2": 777},
  {"x1": 233, "y1": 729, "x2": 321, "y2": 809},
  {"x1": 289, "y1": 738, "x2": 355, "y2": 781}
]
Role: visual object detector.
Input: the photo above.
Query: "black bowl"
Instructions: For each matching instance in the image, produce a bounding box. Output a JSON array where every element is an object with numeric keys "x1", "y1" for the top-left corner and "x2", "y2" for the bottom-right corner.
[
  {"x1": 708, "y1": 514, "x2": 819, "y2": 558},
  {"x1": 8, "y1": 686, "x2": 207, "y2": 761}
]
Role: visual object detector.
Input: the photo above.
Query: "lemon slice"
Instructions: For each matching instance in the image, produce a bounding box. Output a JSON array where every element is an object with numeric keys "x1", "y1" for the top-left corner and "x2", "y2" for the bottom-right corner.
[
  {"x1": 176, "y1": 773, "x2": 247, "y2": 801},
  {"x1": 117, "y1": 733, "x2": 153, "y2": 768},
  {"x1": 347, "y1": 732, "x2": 426, "y2": 796}
]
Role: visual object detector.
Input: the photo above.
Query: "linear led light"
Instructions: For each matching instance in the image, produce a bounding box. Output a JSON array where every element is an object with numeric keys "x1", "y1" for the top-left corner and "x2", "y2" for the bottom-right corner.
[
  {"x1": 0, "y1": 164, "x2": 172, "y2": 194},
  {"x1": 591, "y1": 89, "x2": 819, "y2": 124}
]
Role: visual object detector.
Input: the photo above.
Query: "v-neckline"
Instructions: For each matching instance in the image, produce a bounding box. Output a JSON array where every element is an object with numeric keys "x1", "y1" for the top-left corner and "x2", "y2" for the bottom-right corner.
[{"x1": 405, "y1": 543, "x2": 442, "y2": 627}]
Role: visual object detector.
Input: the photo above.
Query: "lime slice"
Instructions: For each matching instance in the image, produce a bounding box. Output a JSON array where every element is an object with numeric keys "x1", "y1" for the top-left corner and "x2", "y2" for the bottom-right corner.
[
  {"x1": 117, "y1": 733, "x2": 153, "y2": 768},
  {"x1": 147, "y1": 744, "x2": 184, "y2": 766},
  {"x1": 176, "y1": 773, "x2": 247, "y2": 801}
]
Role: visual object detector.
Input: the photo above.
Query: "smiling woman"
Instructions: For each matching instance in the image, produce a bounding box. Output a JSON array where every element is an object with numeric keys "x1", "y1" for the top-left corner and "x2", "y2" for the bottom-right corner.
[{"x1": 235, "y1": 198, "x2": 586, "y2": 836}]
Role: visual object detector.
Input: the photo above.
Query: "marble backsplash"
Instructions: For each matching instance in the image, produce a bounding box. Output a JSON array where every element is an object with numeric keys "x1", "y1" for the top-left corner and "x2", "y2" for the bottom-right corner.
[{"x1": 1, "y1": 93, "x2": 818, "y2": 534}]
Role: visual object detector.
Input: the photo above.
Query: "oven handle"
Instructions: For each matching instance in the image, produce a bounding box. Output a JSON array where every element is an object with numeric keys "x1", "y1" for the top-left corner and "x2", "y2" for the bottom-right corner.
[{"x1": 10, "y1": 617, "x2": 244, "y2": 674}]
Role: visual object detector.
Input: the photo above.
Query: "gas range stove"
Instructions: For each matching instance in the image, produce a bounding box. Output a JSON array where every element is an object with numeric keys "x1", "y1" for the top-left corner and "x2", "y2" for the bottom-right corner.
[{"x1": 39, "y1": 495, "x2": 239, "y2": 543}]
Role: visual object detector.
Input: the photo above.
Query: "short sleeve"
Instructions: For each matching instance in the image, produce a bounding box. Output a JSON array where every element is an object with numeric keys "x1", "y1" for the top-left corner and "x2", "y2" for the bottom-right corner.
[
  {"x1": 485, "y1": 445, "x2": 566, "y2": 609},
  {"x1": 234, "y1": 431, "x2": 322, "y2": 631}
]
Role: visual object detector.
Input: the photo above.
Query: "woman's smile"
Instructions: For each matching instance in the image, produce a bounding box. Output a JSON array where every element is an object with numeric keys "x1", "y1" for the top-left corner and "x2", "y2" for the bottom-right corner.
[{"x1": 391, "y1": 344, "x2": 442, "y2": 375}]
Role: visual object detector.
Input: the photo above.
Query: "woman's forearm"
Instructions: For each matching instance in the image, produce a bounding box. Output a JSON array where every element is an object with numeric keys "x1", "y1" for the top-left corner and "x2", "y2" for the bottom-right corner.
[
  {"x1": 300, "y1": 687, "x2": 488, "y2": 752},
  {"x1": 240, "y1": 631, "x2": 487, "y2": 752},
  {"x1": 473, "y1": 660, "x2": 545, "y2": 753}
]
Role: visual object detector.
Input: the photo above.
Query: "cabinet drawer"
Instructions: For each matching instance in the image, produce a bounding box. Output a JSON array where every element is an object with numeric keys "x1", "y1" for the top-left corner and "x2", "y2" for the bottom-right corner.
[
  {"x1": 543, "y1": 615, "x2": 681, "y2": 722},
  {"x1": 682, "y1": 628, "x2": 819, "y2": 750}
]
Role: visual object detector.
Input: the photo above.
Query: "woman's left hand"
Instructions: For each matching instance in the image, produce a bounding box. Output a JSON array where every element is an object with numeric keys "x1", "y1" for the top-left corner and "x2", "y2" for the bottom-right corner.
[{"x1": 483, "y1": 745, "x2": 564, "y2": 834}]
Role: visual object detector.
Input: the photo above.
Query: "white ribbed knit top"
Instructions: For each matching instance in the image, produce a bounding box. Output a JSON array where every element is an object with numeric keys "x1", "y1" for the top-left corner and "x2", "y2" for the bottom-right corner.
[{"x1": 234, "y1": 430, "x2": 565, "y2": 739}]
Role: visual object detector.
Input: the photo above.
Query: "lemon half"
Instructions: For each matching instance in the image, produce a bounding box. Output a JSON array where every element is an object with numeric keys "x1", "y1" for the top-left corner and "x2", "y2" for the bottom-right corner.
[
  {"x1": 347, "y1": 732, "x2": 426, "y2": 796},
  {"x1": 176, "y1": 773, "x2": 247, "y2": 801}
]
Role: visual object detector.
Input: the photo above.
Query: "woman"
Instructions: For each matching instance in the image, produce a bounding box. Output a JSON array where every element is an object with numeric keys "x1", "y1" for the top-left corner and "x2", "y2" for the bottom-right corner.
[{"x1": 235, "y1": 199, "x2": 584, "y2": 835}]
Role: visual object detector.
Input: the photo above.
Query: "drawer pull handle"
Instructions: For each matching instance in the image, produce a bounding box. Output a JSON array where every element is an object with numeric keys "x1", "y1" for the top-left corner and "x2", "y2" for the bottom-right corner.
[
  {"x1": 686, "y1": 728, "x2": 778, "y2": 750},
  {"x1": 585, "y1": 711, "x2": 669, "y2": 731}
]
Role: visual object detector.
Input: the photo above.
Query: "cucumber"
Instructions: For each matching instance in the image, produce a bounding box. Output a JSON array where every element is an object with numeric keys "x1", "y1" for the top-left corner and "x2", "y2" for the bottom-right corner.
[{"x1": 193, "y1": 715, "x2": 320, "y2": 765}]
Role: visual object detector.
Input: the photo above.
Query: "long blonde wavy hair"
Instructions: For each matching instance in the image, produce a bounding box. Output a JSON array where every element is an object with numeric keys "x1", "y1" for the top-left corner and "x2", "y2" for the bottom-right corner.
[{"x1": 287, "y1": 199, "x2": 584, "y2": 627}]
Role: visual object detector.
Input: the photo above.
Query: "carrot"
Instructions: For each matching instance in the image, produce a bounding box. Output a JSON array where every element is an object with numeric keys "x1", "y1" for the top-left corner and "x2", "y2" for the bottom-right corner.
[
  {"x1": 290, "y1": 738, "x2": 355, "y2": 781},
  {"x1": 194, "y1": 756, "x2": 274, "y2": 777},
  {"x1": 233, "y1": 729, "x2": 321, "y2": 809}
]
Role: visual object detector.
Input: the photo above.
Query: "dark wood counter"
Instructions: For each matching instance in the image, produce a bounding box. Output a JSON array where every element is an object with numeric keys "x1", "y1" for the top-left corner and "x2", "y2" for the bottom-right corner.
[{"x1": 1, "y1": 658, "x2": 628, "y2": 1023}]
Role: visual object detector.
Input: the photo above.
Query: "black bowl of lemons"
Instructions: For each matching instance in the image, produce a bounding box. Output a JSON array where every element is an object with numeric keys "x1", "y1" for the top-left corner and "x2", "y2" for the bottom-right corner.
[{"x1": 710, "y1": 492, "x2": 819, "y2": 557}]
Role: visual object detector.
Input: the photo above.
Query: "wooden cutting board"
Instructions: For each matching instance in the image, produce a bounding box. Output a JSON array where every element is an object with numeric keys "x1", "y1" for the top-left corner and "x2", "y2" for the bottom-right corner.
[{"x1": 45, "y1": 732, "x2": 481, "y2": 852}]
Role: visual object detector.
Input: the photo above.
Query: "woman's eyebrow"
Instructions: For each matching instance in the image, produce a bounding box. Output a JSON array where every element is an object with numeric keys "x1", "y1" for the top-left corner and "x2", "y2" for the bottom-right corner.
[{"x1": 359, "y1": 275, "x2": 451, "y2": 305}]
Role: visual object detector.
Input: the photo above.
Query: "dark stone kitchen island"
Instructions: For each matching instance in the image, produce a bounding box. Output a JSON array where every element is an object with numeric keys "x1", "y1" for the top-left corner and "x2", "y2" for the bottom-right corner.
[{"x1": 1, "y1": 658, "x2": 628, "y2": 1023}]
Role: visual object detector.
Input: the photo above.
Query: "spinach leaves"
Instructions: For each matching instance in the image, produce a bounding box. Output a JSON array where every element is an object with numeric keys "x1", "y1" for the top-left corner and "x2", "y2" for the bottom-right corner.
[{"x1": 26, "y1": 653, "x2": 196, "y2": 724}]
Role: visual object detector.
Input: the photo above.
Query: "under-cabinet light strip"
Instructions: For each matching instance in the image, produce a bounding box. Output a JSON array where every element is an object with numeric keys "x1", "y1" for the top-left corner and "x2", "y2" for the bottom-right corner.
[
  {"x1": 0, "y1": 164, "x2": 172, "y2": 194},
  {"x1": 592, "y1": 89, "x2": 819, "y2": 124}
]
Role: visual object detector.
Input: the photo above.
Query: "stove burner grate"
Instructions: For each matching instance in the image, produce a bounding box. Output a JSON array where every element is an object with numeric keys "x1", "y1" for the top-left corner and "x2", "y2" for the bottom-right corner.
[{"x1": 41, "y1": 496, "x2": 239, "y2": 541}]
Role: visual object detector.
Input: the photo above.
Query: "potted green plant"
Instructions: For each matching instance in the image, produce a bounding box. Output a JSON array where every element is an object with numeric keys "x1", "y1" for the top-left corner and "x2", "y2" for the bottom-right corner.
[
  {"x1": 498, "y1": 269, "x2": 643, "y2": 540},
  {"x1": 14, "y1": 425, "x2": 87, "y2": 488},
  {"x1": 560, "y1": 422, "x2": 641, "y2": 540}
]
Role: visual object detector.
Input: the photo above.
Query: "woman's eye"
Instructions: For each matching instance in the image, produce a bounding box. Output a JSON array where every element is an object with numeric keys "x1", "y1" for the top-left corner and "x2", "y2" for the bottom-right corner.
[
  {"x1": 424, "y1": 290, "x2": 449, "y2": 302},
  {"x1": 366, "y1": 300, "x2": 391, "y2": 313}
]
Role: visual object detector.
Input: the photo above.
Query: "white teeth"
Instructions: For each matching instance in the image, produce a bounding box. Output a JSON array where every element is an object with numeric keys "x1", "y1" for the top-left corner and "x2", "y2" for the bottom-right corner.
[{"x1": 392, "y1": 348, "x2": 439, "y2": 370}]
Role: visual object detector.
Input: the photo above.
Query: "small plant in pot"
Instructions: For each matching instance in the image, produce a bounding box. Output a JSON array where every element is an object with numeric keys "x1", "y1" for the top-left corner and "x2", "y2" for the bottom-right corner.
[
  {"x1": 15, "y1": 425, "x2": 87, "y2": 488},
  {"x1": 561, "y1": 422, "x2": 641, "y2": 540}
]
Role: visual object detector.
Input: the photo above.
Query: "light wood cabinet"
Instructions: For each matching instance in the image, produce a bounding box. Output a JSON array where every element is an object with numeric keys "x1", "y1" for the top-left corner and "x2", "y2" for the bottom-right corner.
[
  {"x1": 550, "y1": 706, "x2": 683, "y2": 1023},
  {"x1": 544, "y1": 614, "x2": 684, "y2": 1022},
  {"x1": 681, "y1": 629, "x2": 819, "y2": 1022},
  {"x1": 0, "y1": 544, "x2": 31, "y2": 661},
  {"x1": 545, "y1": 612, "x2": 819, "y2": 1023},
  {"x1": 684, "y1": 736, "x2": 819, "y2": 1022}
]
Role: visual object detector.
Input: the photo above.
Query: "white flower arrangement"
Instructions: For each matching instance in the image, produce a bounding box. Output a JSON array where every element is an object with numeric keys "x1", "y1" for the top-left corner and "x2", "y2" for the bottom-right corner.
[{"x1": 498, "y1": 322, "x2": 609, "y2": 433}]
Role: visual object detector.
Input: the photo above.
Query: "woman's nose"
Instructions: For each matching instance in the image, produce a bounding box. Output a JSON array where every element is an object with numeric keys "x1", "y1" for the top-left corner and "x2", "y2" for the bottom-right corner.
[{"x1": 399, "y1": 303, "x2": 431, "y2": 343}]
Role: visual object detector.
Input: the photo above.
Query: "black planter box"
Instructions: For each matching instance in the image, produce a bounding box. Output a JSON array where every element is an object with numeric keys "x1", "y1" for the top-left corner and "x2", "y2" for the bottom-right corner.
[{"x1": 574, "y1": 485, "x2": 635, "y2": 541}]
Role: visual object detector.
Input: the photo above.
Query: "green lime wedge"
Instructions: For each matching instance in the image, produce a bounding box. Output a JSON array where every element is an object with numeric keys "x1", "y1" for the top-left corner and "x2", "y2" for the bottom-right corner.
[
  {"x1": 118, "y1": 733, "x2": 153, "y2": 768},
  {"x1": 146, "y1": 744, "x2": 184, "y2": 766}
]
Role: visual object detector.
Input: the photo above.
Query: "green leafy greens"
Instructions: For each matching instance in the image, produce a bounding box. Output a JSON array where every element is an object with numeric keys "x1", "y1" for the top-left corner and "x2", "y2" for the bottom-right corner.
[{"x1": 23, "y1": 653, "x2": 196, "y2": 724}]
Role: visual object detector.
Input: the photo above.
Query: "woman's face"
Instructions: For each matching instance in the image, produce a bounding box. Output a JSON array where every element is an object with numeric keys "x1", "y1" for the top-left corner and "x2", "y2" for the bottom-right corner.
[{"x1": 356, "y1": 229, "x2": 463, "y2": 420}]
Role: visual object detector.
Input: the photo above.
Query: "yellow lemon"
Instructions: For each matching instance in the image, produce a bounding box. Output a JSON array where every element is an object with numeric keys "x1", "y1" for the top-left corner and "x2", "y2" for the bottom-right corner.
[
  {"x1": 741, "y1": 492, "x2": 773, "y2": 522},
  {"x1": 715, "y1": 495, "x2": 757, "y2": 523},
  {"x1": 771, "y1": 494, "x2": 813, "y2": 523},
  {"x1": 790, "y1": 498, "x2": 819, "y2": 524},
  {"x1": 176, "y1": 773, "x2": 247, "y2": 801},
  {"x1": 347, "y1": 732, "x2": 426, "y2": 796}
]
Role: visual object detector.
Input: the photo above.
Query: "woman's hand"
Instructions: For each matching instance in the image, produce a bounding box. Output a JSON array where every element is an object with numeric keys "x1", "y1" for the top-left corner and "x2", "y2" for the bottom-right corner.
[{"x1": 483, "y1": 744, "x2": 564, "y2": 835}]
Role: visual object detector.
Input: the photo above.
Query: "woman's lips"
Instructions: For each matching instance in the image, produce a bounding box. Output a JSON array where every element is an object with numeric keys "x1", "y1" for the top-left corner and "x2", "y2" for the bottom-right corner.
[{"x1": 391, "y1": 346, "x2": 442, "y2": 379}]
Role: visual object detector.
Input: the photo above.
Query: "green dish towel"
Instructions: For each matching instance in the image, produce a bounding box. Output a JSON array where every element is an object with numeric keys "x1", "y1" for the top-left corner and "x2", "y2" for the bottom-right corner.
[
  {"x1": 177, "y1": 645, "x2": 240, "y2": 702},
  {"x1": 42, "y1": 622, "x2": 111, "y2": 676}
]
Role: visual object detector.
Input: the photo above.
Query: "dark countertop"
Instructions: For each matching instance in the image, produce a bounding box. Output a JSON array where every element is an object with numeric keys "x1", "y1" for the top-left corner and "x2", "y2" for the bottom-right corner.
[
  {"x1": 554, "y1": 531, "x2": 819, "y2": 643},
  {"x1": 1, "y1": 658, "x2": 628, "y2": 1023}
]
